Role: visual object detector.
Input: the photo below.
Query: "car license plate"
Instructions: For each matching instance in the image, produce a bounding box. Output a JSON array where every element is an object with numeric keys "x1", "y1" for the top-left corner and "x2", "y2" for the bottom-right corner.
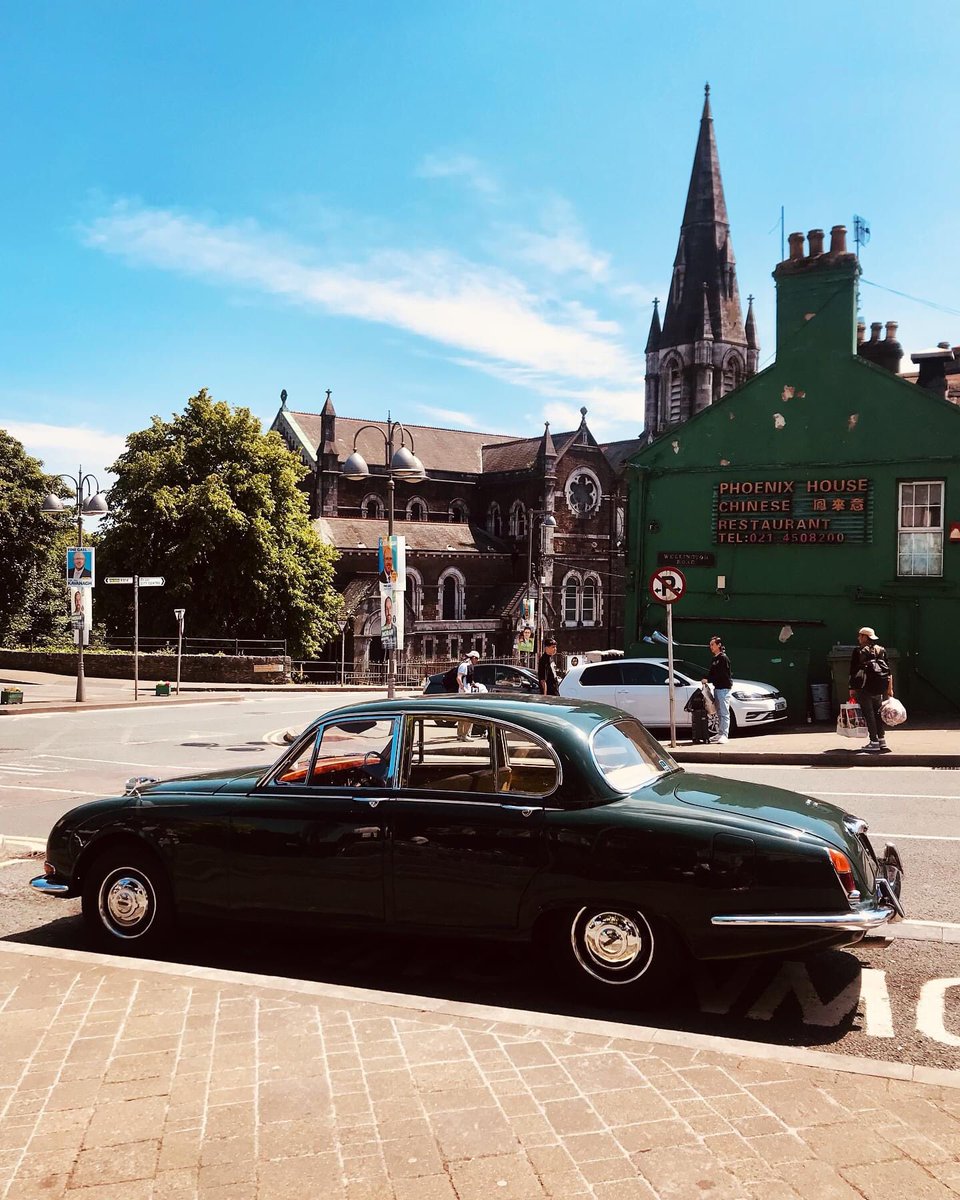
[{"x1": 775, "y1": 698, "x2": 786, "y2": 710}]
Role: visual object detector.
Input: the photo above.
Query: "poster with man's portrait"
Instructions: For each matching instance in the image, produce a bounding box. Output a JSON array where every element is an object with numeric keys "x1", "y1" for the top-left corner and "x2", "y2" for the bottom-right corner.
[
  {"x1": 66, "y1": 546, "x2": 94, "y2": 586},
  {"x1": 68, "y1": 586, "x2": 92, "y2": 645},
  {"x1": 379, "y1": 583, "x2": 402, "y2": 649}
]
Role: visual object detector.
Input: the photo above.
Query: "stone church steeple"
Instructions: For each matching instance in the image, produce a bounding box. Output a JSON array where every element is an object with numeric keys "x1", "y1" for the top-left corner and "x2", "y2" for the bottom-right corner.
[{"x1": 643, "y1": 85, "x2": 756, "y2": 439}]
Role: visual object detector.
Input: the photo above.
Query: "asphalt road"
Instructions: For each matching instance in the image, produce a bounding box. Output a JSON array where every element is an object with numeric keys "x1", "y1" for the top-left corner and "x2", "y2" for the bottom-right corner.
[{"x1": 2, "y1": 699, "x2": 958, "y2": 1070}]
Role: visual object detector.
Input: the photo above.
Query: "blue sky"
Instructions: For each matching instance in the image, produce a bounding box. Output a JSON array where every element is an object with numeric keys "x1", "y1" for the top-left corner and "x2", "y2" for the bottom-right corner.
[{"x1": 3, "y1": 1, "x2": 959, "y2": 487}]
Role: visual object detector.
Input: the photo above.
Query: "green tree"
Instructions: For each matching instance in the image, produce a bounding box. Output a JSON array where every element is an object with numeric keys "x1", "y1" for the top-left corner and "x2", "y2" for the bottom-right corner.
[
  {"x1": 98, "y1": 390, "x2": 342, "y2": 657},
  {"x1": 0, "y1": 429, "x2": 72, "y2": 646}
]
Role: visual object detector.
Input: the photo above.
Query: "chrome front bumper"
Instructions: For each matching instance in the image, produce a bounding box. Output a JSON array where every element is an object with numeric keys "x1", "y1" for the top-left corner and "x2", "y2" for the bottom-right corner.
[{"x1": 29, "y1": 875, "x2": 71, "y2": 896}]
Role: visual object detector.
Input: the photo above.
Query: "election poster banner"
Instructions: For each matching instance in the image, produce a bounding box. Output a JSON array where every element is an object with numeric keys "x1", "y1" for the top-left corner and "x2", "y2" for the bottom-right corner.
[
  {"x1": 377, "y1": 535, "x2": 406, "y2": 649},
  {"x1": 68, "y1": 586, "x2": 92, "y2": 645},
  {"x1": 66, "y1": 546, "x2": 95, "y2": 586}
]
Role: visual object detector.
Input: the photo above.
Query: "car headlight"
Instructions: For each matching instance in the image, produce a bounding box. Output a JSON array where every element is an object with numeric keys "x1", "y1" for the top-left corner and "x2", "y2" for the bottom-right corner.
[{"x1": 732, "y1": 689, "x2": 775, "y2": 701}]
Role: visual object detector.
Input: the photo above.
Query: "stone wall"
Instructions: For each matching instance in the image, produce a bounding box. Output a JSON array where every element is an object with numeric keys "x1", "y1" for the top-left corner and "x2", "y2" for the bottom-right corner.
[{"x1": 0, "y1": 650, "x2": 291, "y2": 684}]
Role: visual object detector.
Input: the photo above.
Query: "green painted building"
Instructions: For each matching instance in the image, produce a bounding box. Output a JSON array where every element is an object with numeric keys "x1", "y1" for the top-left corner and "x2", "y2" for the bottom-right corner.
[{"x1": 625, "y1": 225, "x2": 960, "y2": 719}]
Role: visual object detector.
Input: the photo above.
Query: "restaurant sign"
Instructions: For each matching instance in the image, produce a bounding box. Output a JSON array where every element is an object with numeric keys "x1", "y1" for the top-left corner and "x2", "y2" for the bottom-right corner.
[{"x1": 712, "y1": 477, "x2": 873, "y2": 545}]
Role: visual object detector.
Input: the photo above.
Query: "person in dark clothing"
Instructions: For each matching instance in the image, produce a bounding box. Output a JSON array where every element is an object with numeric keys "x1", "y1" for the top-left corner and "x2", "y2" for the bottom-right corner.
[
  {"x1": 538, "y1": 637, "x2": 560, "y2": 696},
  {"x1": 849, "y1": 626, "x2": 894, "y2": 753},
  {"x1": 702, "y1": 636, "x2": 733, "y2": 743}
]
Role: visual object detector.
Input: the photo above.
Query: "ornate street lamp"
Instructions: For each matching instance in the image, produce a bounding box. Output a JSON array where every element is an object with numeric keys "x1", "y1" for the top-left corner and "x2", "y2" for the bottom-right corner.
[
  {"x1": 341, "y1": 417, "x2": 425, "y2": 697},
  {"x1": 41, "y1": 468, "x2": 110, "y2": 702}
]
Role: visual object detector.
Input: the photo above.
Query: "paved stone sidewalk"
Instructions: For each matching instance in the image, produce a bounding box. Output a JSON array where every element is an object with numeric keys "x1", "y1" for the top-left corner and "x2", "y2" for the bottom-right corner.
[{"x1": 1, "y1": 943, "x2": 958, "y2": 1200}]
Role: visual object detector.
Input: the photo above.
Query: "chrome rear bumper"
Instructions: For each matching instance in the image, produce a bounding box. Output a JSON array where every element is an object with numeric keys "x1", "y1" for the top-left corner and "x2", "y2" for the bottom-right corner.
[
  {"x1": 712, "y1": 877, "x2": 904, "y2": 933},
  {"x1": 29, "y1": 875, "x2": 71, "y2": 895}
]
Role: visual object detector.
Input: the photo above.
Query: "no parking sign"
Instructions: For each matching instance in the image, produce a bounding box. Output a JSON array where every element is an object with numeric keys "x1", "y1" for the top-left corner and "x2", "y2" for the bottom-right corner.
[{"x1": 648, "y1": 566, "x2": 686, "y2": 604}]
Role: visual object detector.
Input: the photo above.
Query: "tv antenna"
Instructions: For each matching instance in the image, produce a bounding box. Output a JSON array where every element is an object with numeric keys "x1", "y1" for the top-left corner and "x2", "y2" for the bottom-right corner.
[{"x1": 853, "y1": 215, "x2": 871, "y2": 259}]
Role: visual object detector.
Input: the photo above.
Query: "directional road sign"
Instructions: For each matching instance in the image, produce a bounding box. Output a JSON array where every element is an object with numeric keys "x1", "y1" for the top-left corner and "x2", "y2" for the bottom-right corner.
[
  {"x1": 648, "y1": 566, "x2": 687, "y2": 604},
  {"x1": 105, "y1": 576, "x2": 134, "y2": 585},
  {"x1": 138, "y1": 577, "x2": 165, "y2": 587}
]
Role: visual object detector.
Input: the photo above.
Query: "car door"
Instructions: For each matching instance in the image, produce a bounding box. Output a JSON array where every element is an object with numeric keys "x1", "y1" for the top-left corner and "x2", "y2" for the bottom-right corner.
[
  {"x1": 616, "y1": 661, "x2": 672, "y2": 725},
  {"x1": 573, "y1": 661, "x2": 623, "y2": 709},
  {"x1": 227, "y1": 716, "x2": 398, "y2": 926},
  {"x1": 387, "y1": 713, "x2": 552, "y2": 932}
]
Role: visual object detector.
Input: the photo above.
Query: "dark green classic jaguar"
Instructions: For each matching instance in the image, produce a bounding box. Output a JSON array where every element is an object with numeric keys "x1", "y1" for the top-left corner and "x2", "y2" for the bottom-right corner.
[{"x1": 31, "y1": 696, "x2": 904, "y2": 1000}]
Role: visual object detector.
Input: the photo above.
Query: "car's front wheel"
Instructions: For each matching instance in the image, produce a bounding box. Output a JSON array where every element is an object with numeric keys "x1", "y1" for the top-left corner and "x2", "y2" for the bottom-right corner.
[
  {"x1": 81, "y1": 847, "x2": 173, "y2": 953},
  {"x1": 553, "y1": 905, "x2": 680, "y2": 1004}
]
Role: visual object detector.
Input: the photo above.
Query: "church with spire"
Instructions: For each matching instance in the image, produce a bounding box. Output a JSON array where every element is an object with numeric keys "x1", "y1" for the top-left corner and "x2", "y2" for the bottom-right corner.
[{"x1": 643, "y1": 85, "x2": 759, "y2": 440}]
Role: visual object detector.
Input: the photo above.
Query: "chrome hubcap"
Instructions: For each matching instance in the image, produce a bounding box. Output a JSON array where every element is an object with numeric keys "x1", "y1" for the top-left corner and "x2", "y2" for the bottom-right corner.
[
  {"x1": 571, "y1": 907, "x2": 655, "y2": 985},
  {"x1": 100, "y1": 872, "x2": 152, "y2": 936},
  {"x1": 582, "y1": 912, "x2": 642, "y2": 969}
]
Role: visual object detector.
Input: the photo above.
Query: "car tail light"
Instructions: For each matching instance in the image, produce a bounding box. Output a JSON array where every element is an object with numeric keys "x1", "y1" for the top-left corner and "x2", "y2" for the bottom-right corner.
[
  {"x1": 827, "y1": 848, "x2": 859, "y2": 900},
  {"x1": 43, "y1": 861, "x2": 55, "y2": 877}
]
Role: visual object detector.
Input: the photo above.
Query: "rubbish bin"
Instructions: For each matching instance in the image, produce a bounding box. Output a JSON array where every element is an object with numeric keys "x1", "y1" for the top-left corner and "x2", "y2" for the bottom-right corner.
[
  {"x1": 155, "y1": 682, "x2": 171, "y2": 697},
  {"x1": 0, "y1": 688, "x2": 23, "y2": 706},
  {"x1": 828, "y1": 645, "x2": 900, "y2": 710},
  {"x1": 810, "y1": 683, "x2": 832, "y2": 722}
]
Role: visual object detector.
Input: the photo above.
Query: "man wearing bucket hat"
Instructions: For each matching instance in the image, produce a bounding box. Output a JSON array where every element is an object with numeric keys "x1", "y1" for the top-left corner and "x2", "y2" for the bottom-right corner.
[{"x1": 849, "y1": 626, "x2": 894, "y2": 753}]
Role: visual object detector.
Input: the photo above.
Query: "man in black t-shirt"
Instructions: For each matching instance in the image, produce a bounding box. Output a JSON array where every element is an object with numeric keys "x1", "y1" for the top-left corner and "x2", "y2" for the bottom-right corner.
[{"x1": 537, "y1": 638, "x2": 560, "y2": 696}]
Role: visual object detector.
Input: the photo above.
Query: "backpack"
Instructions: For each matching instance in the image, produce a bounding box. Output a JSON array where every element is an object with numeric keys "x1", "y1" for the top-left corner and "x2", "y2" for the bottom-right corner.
[{"x1": 441, "y1": 666, "x2": 459, "y2": 692}]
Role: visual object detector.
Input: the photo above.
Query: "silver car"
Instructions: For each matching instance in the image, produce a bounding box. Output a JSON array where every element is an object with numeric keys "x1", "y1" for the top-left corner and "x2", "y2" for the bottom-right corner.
[{"x1": 558, "y1": 656, "x2": 787, "y2": 735}]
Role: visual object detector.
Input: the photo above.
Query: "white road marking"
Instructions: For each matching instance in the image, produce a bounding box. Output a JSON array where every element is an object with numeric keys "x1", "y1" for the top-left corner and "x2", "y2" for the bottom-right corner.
[
  {"x1": 0, "y1": 784, "x2": 103, "y2": 796},
  {"x1": 808, "y1": 791, "x2": 960, "y2": 801},
  {"x1": 873, "y1": 833, "x2": 960, "y2": 842},
  {"x1": 746, "y1": 962, "x2": 894, "y2": 1037},
  {"x1": 38, "y1": 754, "x2": 167, "y2": 769},
  {"x1": 916, "y1": 978, "x2": 960, "y2": 1048},
  {"x1": 0, "y1": 765, "x2": 62, "y2": 775}
]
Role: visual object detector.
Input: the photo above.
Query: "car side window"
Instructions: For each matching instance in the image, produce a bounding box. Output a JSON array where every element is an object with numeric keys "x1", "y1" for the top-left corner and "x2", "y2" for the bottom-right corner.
[
  {"x1": 500, "y1": 727, "x2": 559, "y2": 796},
  {"x1": 579, "y1": 663, "x2": 622, "y2": 687},
  {"x1": 273, "y1": 719, "x2": 396, "y2": 788},
  {"x1": 401, "y1": 716, "x2": 501, "y2": 794},
  {"x1": 621, "y1": 663, "x2": 670, "y2": 686}
]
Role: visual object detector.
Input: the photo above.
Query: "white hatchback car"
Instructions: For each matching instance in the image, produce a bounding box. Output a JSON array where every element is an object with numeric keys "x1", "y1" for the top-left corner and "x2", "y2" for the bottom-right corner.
[{"x1": 558, "y1": 656, "x2": 788, "y2": 735}]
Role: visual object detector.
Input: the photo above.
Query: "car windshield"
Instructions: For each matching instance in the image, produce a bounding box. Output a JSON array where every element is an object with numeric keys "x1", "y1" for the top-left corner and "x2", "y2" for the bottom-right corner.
[
  {"x1": 590, "y1": 719, "x2": 679, "y2": 791},
  {"x1": 670, "y1": 660, "x2": 709, "y2": 680}
]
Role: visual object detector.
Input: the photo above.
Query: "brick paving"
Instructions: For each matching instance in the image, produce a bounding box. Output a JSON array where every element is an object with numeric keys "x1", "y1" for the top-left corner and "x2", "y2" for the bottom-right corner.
[{"x1": 1, "y1": 944, "x2": 958, "y2": 1200}]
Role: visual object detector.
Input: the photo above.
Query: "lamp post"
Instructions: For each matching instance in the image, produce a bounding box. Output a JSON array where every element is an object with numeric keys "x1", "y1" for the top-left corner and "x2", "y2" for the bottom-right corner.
[
  {"x1": 526, "y1": 510, "x2": 557, "y2": 665},
  {"x1": 173, "y1": 608, "x2": 186, "y2": 696},
  {"x1": 341, "y1": 416, "x2": 425, "y2": 698},
  {"x1": 40, "y1": 467, "x2": 110, "y2": 703}
]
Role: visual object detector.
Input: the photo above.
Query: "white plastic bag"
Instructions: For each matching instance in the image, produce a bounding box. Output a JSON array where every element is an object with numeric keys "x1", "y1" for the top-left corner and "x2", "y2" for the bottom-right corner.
[
  {"x1": 837, "y1": 701, "x2": 868, "y2": 739},
  {"x1": 881, "y1": 696, "x2": 907, "y2": 727}
]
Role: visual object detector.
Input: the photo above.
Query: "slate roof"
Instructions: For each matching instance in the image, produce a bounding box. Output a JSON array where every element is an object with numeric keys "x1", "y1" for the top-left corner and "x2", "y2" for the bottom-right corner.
[
  {"x1": 600, "y1": 437, "x2": 646, "y2": 475},
  {"x1": 288, "y1": 412, "x2": 516, "y2": 474},
  {"x1": 314, "y1": 517, "x2": 509, "y2": 555}
]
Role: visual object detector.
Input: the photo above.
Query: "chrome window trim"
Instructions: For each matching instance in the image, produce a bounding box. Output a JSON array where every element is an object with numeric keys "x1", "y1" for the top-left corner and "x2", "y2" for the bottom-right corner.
[
  {"x1": 588, "y1": 719, "x2": 679, "y2": 791},
  {"x1": 261, "y1": 717, "x2": 400, "y2": 792},
  {"x1": 398, "y1": 710, "x2": 562, "y2": 800}
]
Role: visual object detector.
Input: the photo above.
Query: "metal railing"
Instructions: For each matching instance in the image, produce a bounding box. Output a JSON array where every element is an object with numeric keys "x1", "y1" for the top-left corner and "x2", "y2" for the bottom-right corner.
[
  {"x1": 103, "y1": 636, "x2": 288, "y2": 658},
  {"x1": 290, "y1": 656, "x2": 530, "y2": 687}
]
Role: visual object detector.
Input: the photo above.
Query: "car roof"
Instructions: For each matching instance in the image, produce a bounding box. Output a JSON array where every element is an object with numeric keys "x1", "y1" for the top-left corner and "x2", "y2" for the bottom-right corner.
[{"x1": 309, "y1": 693, "x2": 627, "y2": 740}]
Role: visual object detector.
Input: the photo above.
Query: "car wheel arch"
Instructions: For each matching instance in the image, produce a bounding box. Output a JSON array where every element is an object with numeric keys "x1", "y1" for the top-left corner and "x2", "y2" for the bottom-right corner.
[{"x1": 75, "y1": 832, "x2": 169, "y2": 889}]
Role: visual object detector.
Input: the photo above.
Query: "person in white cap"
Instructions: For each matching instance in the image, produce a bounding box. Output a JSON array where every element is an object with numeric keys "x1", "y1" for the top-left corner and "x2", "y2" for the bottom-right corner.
[
  {"x1": 456, "y1": 650, "x2": 482, "y2": 741},
  {"x1": 849, "y1": 626, "x2": 894, "y2": 753}
]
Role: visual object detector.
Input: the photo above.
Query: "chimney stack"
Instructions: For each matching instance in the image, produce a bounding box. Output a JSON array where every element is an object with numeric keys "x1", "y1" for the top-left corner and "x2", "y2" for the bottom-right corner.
[
  {"x1": 911, "y1": 345, "x2": 955, "y2": 399},
  {"x1": 869, "y1": 322, "x2": 882, "y2": 343},
  {"x1": 858, "y1": 319, "x2": 903, "y2": 375},
  {"x1": 885, "y1": 322, "x2": 899, "y2": 342},
  {"x1": 787, "y1": 232, "x2": 805, "y2": 261},
  {"x1": 830, "y1": 225, "x2": 847, "y2": 254},
  {"x1": 807, "y1": 229, "x2": 825, "y2": 256}
]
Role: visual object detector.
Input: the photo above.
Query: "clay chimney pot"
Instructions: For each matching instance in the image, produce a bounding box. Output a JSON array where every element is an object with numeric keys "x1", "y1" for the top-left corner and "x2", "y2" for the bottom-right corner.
[
  {"x1": 885, "y1": 322, "x2": 899, "y2": 342},
  {"x1": 869, "y1": 322, "x2": 882, "y2": 343},
  {"x1": 830, "y1": 225, "x2": 848, "y2": 254},
  {"x1": 807, "y1": 229, "x2": 825, "y2": 256},
  {"x1": 787, "y1": 232, "x2": 805, "y2": 261},
  {"x1": 857, "y1": 321, "x2": 865, "y2": 345}
]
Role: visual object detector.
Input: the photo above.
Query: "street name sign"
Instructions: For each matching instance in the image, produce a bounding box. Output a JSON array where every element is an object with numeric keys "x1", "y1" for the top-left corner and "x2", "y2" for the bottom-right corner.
[
  {"x1": 105, "y1": 576, "x2": 134, "y2": 585},
  {"x1": 138, "y1": 577, "x2": 165, "y2": 587}
]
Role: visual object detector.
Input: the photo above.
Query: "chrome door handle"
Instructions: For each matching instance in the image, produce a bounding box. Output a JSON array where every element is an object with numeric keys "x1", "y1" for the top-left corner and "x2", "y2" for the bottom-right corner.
[
  {"x1": 353, "y1": 797, "x2": 381, "y2": 808},
  {"x1": 501, "y1": 804, "x2": 542, "y2": 816}
]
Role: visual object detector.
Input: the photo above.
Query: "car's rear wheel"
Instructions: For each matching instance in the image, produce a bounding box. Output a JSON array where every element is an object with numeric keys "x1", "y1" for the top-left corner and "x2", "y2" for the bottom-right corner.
[
  {"x1": 547, "y1": 904, "x2": 681, "y2": 1005},
  {"x1": 81, "y1": 847, "x2": 173, "y2": 953}
]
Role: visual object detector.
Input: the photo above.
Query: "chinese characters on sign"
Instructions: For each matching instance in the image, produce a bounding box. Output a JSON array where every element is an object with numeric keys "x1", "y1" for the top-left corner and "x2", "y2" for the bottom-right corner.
[
  {"x1": 378, "y1": 535, "x2": 406, "y2": 649},
  {"x1": 712, "y1": 478, "x2": 873, "y2": 545}
]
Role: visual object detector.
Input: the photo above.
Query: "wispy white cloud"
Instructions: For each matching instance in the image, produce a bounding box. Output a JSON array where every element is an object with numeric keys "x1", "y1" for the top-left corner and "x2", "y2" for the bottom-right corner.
[
  {"x1": 416, "y1": 153, "x2": 500, "y2": 198},
  {"x1": 415, "y1": 405, "x2": 481, "y2": 429},
  {"x1": 83, "y1": 202, "x2": 644, "y2": 402},
  {"x1": 504, "y1": 197, "x2": 611, "y2": 282},
  {"x1": 5, "y1": 420, "x2": 125, "y2": 465}
]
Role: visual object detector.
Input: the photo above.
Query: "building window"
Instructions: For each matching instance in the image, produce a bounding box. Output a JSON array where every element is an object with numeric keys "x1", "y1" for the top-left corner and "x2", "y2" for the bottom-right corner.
[
  {"x1": 509, "y1": 501, "x2": 527, "y2": 538},
  {"x1": 562, "y1": 573, "x2": 580, "y2": 625},
  {"x1": 424, "y1": 637, "x2": 434, "y2": 659},
  {"x1": 406, "y1": 498, "x2": 428, "y2": 522},
  {"x1": 898, "y1": 481, "x2": 944, "y2": 577},
  {"x1": 406, "y1": 568, "x2": 423, "y2": 620},
  {"x1": 438, "y1": 568, "x2": 465, "y2": 621},
  {"x1": 360, "y1": 494, "x2": 384, "y2": 519},
  {"x1": 721, "y1": 354, "x2": 743, "y2": 396},
  {"x1": 487, "y1": 502, "x2": 502, "y2": 537},
  {"x1": 561, "y1": 571, "x2": 602, "y2": 627},
  {"x1": 449, "y1": 499, "x2": 469, "y2": 524}
]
